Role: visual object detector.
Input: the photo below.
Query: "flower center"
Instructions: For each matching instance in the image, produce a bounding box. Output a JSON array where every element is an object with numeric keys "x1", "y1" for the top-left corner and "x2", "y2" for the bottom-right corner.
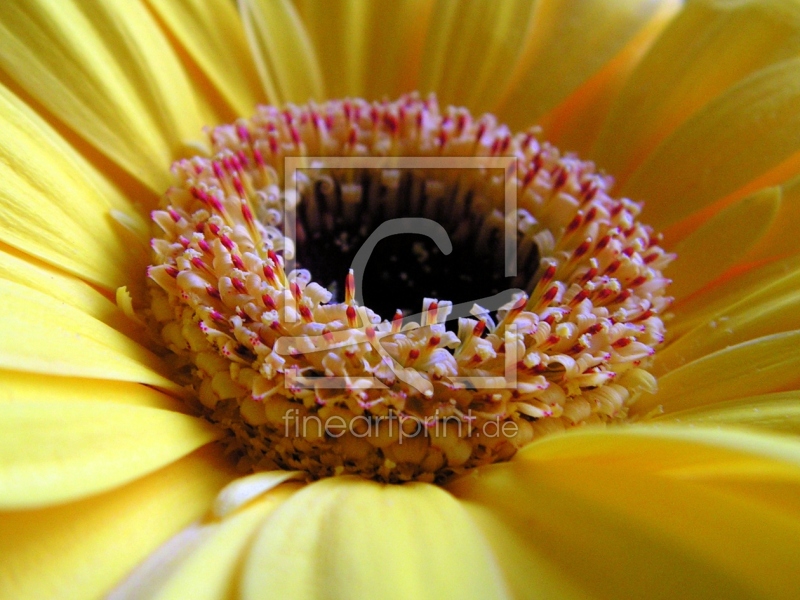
[{"x1": 146, "y1": 94, "x2": 672, "y2": 484}]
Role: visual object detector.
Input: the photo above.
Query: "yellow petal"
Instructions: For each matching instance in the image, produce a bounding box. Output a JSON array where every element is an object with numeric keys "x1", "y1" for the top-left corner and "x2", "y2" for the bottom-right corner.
[
  {"x1": 146, "y1": 0, "x2": 263, "y2": 117},
  {"x1": 634, "y1": 330, "x2": 800, "y2": 417},
  {"x1": 513, "y1": 425, "x2": 800, "y2": 476},
  {"x1": 667, "y1": 186, "x2": 779, "y2": 300},
  {"x1": 0, "y1": 370, "x2": 186, "y2": 412},
  {"x1": 658, "y1": 273, "x2": 800, "y2": 374},
  {"x1": 0, "y1": 0, "x2": 209, "y2": 191},
  {"x1": 293, "y1": 0, "x2": 434, "y2": 100},
  {"x1": 417, "y1": 0, "x2": 537, "y2": 115},
  {"x1": 212, "y1": 470, "x2": 303, "y2": 518},
  {"x1": 668, "y1": 254, "x2": 800, "y2": 339},
  {"x1": 239, "y1": 0, "x2": 324, "y2": 104},
  {"x1": 539, "y1": 427, "x2": 800, "y2": 515},
  {"x1": 498, "y1": 0, "x2": 676, "y2": 130},
  {"x1": 0, "y1": 244, "x2": 149, "y2": 345},
  {"x1": 623, "y1": 55, "x2": 800, "y2": 230},
  {"x1": 242, "y1": 477, "x2": 509, "y2": 600},
  {"x1": 741, "y1": 174, "x2": 800, "y2": 264},
  {"x1": 291, "y1": 0, "x2": 369, "y2": 99},
  {"x1": 537, "y1": 0, "x2": 678, "y2": 155},
  {"x1": 0, "y1": 279, "x2": 180, "y2": 393},
  {"x1": 111, "y1": 483, "x2": 301, "y2": 600},
  {"x1": 0, "y1": 446, "x2": 235, "y2": 600},
  {"x1": 0, "y1": 84, "x2": 146, "y2": 290},
  {"x1": 594, "y1": 0, "x2": 800, "y2": 184},
  {"x1": 0, "y1": 397, "x2": 219, "y2": 509},
  {"x1": 653, "y1": 391, "x2": 800, "y2": 435},
  {"x1": 451, "y1": 427, "x2": 800, "y2": 600},
  {"x1": 452, "y1": 502, "x2": 586, "y2": 600}
]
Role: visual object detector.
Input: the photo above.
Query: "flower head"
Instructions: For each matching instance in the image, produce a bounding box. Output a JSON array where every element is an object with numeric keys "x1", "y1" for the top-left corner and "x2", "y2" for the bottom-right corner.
[{"x1": 148, "y1": 95, "x2": 672, "y2": 482}]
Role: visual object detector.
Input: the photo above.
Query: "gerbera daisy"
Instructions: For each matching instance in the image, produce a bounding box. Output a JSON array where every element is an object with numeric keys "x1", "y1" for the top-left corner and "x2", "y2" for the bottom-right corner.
[{"x1": 2, "y1": 0, "x2": 800, "y2": 599}]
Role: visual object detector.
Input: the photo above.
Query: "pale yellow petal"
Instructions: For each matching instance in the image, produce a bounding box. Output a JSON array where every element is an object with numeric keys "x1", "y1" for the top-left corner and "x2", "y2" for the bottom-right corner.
[
  {"x1": 667, "y1": 187, "x2": 779, "y2": 300},
  {"x1": 451, "y1": 427, "x2": 800, "y2": 600},
  {"x1": 0, "y1": 279, "x2": 180, "y2": 393},
  {"x1": 146, "y1": 0, "x2": 263, "y2": 116},
  {"x1": 417, "y1": 0, "x2": 537, "y2": 114},
  {"x1": 212, "y1": 470, "x2": 303, "y2": 518},
  {"x1": 594, "y1": 0, "x2": 800, "y2": 183},
  {"x1": 653, "y1": 391, "x2": 800, "y2": 435},
  {"x1": 112, "y1": 484, "x2": 301, "y2": 600},
  {"x1": 242, "y1": 477, "x2": 509, "y2": 600},
  {"x1": 498, "y1": 0, "x2": 675, "y2": 130},
  {"x1": 293, "y1": 0, "x2": 434, "y2": 100},
  {"x1": 0, "y1": 397, "x2": 219, "y2": 509},
  {"x1": 623, "y1": 56, "x2": 800, "y2": 230},
  {"x1": 0, "y1": 446, "x2": 235, "y2": 600},
  {"x1": 239, "y1": 0, "x2": 324, "y2": 104},
  {"x1": 0, "y1": 0, "x2": 210, "y2": 191},
  {"x1": 0, "y1": 83, "x2": 146, "y2": 290},
  {"x1": 634, "y1": 331, "x2": 800, "y2": 416}
]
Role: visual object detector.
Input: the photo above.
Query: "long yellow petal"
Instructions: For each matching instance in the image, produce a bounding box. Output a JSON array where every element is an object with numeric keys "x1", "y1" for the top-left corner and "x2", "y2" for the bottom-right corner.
[
  {"x1": 417, "y1": 0, "x2": 537, "y2": 115},
  {"x1": 0, "y1": 398, "x2": 219, "y2": 509},
  {"x1": 451, "y1": 427, "x2": 800, "y2": 600},
  {"x1": 291, "y1": 0, "x2": 370, "y2": 99},
  {"x1": 498, "y1": 0, "x2": 676, "y2": 130},
  {"x1": 239, "y1": 0, "x2": 324, "y2": 104},
  {"x1": 146, "y1": 0, "x2": 263, "y2": 117},
  {"x1": 535, "y1": 427, "x2": 800, "y2": 515},
  {"x1": 634, "y1": 331, "x2": 800, "y2": 416},
  {"x1": 652, "y1": 392, "x2": 800, "y2": 435},
  {"x1": 0, "y1": 0, "x2": 209, "y2": 191},
  {"x1": 111, "y1": 484, "x2": 301, "y2": 600},
  {"x1": 667, "y1": 186, "x2": 779, "y2": 300},
  {"x1": 241, "y1": 477, "x2": 509, "y2": 600},
  {"x1": 741, "y1": 174, "x2": 800, "y2": 264},
  {"x1": 668, "y1": 254, "x2": 800, "y2": 339},
  {"x1": 459, "y1": 501, "x2": 590, "y2": 600},
  {"x1": 537, "y1": 0, "x2": 678, "y2": 155},
  {"x1": 0, "y1": 84, "x2": 146, "y2": 290},
  {"x1": 623, "y1": 56, "x2": 800, "y2": 230},
  {"x1": 0, "y1": 279, "x2": 180, "y2": 393},
  {"x1": 593, "y1": 0, "x2": 800, "y2": 184},
  {"x1": 514, "y1": 425, "x2": 800, "y2": 476},
  {"x1": 658, "y1": 277, "x2": 800, "y2": 374},
  {"x1": 0, "y1": 370, "x2": 185, "y2": 412},
  {"x1": 0, "y1": 244, "x2": 150, "y2": 345},
  {"x1": 0, "y1": 446, "x2": 235, "y2": 600},
  {"x1": 293, "y1": 0, "x2": 434, "y2": 101}
]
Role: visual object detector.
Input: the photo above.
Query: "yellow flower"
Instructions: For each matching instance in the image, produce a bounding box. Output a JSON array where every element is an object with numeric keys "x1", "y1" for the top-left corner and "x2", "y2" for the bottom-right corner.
[{"x1": 2, "y1": 0, "x2": 800, "y2": 598}]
